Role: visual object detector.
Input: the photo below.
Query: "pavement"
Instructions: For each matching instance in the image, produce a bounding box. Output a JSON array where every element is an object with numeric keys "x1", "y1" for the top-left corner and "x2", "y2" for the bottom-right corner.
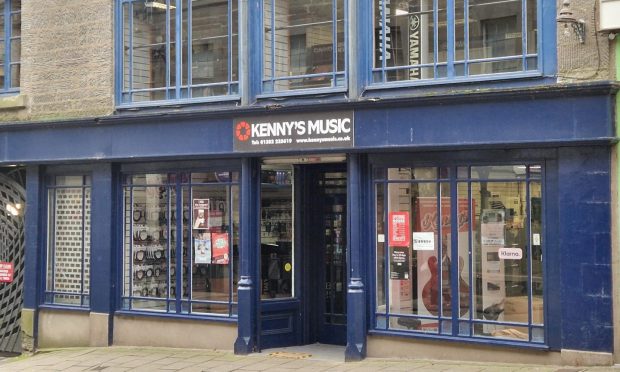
[{"x1": 0, "y1": 345, "x2": 619, "y2": 372}]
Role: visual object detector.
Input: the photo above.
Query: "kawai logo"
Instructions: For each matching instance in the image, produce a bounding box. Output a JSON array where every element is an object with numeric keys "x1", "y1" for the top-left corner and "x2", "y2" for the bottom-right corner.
[{"x1": 235, "y1": 121, "x2": 251, "y2": 141}]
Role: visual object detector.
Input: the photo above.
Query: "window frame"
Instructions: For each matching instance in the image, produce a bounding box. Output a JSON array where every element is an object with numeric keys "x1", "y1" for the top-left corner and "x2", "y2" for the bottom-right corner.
[
  {"x1": 1, "y1": 0, "x2": 21, "y2": 94},
  {"x1": 368, "y1": 0, "x2": 546, "y2": 89},
  {"x1": 258, "y1": 0, "x2": 349, "y2": 97},
  {"x1": 371, "y1": 162, "x2": 547, "y2": 348},
  {"x1": 116, "y1": 0, "x2": 241, "y2": 108},
  {"x1": 120, "y1": 169, "x2": 240, "y2": 320},
  {"x1": 43, "y1": 174, "x2": 92, "y2": 309}
]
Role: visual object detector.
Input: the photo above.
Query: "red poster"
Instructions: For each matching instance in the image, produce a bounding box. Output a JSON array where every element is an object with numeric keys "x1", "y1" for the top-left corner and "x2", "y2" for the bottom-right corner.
[
  {"x1": 211, "y1": 232, "x2": 230, "y2": 264},
  {"x1": 389, "y1": 211, "x2": 410, "y2": 247},
  {"x1": 0, "y1": 262, "x2": 14, "y2": 283}
]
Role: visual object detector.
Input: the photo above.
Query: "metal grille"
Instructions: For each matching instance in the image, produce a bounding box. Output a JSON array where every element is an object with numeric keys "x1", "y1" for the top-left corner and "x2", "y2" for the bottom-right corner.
[
  {"x1": 0, "y1": 171, "x2": 26, "y2": 354},
  {"x1": 47, "y1": 186, "x2": 91, "y2": 305}
]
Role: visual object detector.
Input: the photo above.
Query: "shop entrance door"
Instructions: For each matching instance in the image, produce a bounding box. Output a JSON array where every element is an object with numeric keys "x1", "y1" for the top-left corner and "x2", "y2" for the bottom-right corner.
[
  {"x1": 259, "y1": 161, "x2": 347, "y2": 349},
  {"x1": 300, "y1": 165, "x2": 347, "y2": 346}
]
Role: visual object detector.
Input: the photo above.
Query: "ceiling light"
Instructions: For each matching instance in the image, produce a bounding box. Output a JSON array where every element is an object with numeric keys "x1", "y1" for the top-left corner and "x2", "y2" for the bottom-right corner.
[{"x1": 145, "y1": 1, "x2": 176, "y2": 10}]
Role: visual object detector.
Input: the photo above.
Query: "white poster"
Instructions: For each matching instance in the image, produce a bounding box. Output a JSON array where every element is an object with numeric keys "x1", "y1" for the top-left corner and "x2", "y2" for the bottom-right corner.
[
  {"x1": 413, "y1": 232, "x2": 434, "y2": 251},
  {"x1": 194, "y1": 233, "x2": 211, "y2": 264}
]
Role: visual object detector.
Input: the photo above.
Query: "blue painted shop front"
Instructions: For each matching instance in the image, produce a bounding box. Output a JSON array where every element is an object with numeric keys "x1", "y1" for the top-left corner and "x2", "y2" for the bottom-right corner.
[{"x1": 5, "y1": 83, "x2": 616, "y2": 360}]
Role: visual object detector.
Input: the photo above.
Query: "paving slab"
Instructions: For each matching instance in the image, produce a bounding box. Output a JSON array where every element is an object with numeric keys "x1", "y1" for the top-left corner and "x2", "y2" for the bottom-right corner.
[{"x1": 1, "y1": 346, "x2": 620, "y2": 371}]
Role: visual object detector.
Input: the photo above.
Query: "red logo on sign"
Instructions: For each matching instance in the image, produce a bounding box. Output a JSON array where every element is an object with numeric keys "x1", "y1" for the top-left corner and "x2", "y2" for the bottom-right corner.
[
  {"x1": 235, "y1": 121, "x2": 251, "y2": 141},
  {"x1": 0, "y1": 262, "x2": 14, "y2": 283}
]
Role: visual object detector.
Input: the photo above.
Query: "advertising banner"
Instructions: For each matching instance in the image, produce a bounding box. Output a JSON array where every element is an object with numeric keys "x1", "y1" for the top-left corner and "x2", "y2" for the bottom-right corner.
[
  {"x1": 233, "y1": 111, "x2": 353, "y2": 152},
  {"x1": 0, "y1": 262, "x2": 14, "y2": 283},
  {"x1": 414, "y1": 197, "x2": 473, "y2": 325}
]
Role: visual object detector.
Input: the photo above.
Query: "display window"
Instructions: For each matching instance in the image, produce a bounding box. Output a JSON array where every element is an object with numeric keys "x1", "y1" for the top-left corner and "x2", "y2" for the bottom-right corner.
[
  {"x1": 374, "y1": 164, "x2": 544, "y2": 344},
  {"x1": 122, "y1": 171, "x2": 239, "y2": 317},
  {"x1": 45, "y1": 175, "x2": 92, "y2": 307}
]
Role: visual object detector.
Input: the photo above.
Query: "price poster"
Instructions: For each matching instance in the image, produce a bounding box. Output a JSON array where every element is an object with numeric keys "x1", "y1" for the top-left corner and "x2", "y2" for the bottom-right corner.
[
  {"x1": 192, "y1": 199, "x2": 210, "y2": 230},
  {"x1": 389, "y1": 211, "x2": 410, "y2": 247},
  {"x1": 0, "y1": 262, "x2": 14, "y2": 283},
  {"x1": 212, "y1": 232, "x2": 230, "y2": 264}
]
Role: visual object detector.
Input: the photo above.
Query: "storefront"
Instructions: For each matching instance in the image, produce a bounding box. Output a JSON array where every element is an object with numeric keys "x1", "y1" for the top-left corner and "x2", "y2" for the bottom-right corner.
[{"x1": 0, "y1": 81, "x2": 610, "y2": 364}]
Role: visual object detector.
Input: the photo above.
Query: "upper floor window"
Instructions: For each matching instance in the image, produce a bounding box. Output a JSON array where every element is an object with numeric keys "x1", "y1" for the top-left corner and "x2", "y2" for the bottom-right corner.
[
  {"x1": 373, "y1": 0, "x2": 538, "y2": 84},
  {"x1": 120, "y1": 0, "x2": 238, "y2": 104},
  {"x1": 1, "y1": 0, "x2": 20, "y2": 93},
  {"x1": 262, "y1": 0, "x2": 345, "y2": 93}
]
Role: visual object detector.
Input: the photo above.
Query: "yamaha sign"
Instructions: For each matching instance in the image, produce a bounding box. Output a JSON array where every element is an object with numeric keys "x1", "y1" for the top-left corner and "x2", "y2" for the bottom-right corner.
[{"x1": 234, "y1": 111, "x2": 354, "y2": 152}]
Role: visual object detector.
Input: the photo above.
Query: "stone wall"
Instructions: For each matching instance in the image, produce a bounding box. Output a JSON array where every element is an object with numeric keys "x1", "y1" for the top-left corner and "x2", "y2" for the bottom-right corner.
[
  {"x1": 557, "y1": 0, "x2": 615, "y2": 82},
  {"x1": 0, "y1": 0, "x2": 115, "y2": 123}
]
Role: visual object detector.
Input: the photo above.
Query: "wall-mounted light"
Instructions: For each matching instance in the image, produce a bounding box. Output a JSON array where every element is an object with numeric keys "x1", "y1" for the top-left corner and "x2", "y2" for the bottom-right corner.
[
  {"x1": 6, "y1": 203, "x2": 22, "y2": 217},
  {"x1": 557, "y1": 0, "x2": 586, "y2": 44}
]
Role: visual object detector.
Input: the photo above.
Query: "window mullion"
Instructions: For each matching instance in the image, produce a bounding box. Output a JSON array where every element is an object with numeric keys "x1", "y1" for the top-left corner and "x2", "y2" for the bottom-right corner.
[
  {"x1": 525, "y1": 168, "x2": 533, "y2": 341},
  {"x1": 449, "y1": 167, "x2": 459, "y2": 336},
  {"x1": 522, "y1": 0, "x2": 528, "y2": 70},
  {"x1": 4, "y1": 1, "x2": 11, "y2": 91},
  {"x1": 187, "y1": 0, "x2": 193, "y2": 98},
  {"x1": 175, "y1": 0, "x2": 182, "y2": 99},
  {"x1": 446, "y1": 0, "x2": 455, "y2": 78},
  {"x1": 464, "y1": 0, "x2": 469, "y2": 76}
]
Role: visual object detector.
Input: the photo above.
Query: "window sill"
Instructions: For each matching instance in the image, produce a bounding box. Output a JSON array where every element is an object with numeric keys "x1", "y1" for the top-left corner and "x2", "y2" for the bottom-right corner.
[
  {"x1": 115, "y1": 309, "x2": 238, "y2": 323},
  {"x1": 368, "y1": 329, "x2": 549, "y2": 350},
  {"x1": 0, "y1": 93, "x2": 26, "y2": 110},
  {"x1": 39, "y1": 304, "x2": 91, "y2": 312},
  {"x1": 365, "y1": 71, "x2": 546, "y2": 94},
  {"x1": 115, "y1": 94, "x2": 241, "y2": 111}
]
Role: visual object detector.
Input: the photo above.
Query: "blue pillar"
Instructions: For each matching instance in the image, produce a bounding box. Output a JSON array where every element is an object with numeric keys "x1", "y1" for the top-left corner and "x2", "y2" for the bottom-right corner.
[
  {"x1": 23, "y1": 166, "x2": 42, "y2": 348},
  {"x1": 345, "y1": 154, "x2": 367, "y2": 361},
  {"x1": 235, "y1": 157, "x2": 260, "y2": 354},
  {"x1": 90, "y1": 163, "x2": 116, "y2": 345}
]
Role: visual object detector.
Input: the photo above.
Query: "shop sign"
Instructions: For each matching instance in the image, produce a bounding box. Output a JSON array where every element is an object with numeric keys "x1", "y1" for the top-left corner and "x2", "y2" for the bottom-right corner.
[
  {"x1": 0, "y1": 262, "x2": 13, "y2": 283},
  {"x1": 389, "y1": 211, "x2": 410, "y2": 247},
  {"x1": 233, "y1": 111, "x2": 354, "y2": 152},
  {"x1": 390, "y1": 247, "x2": 410, "y2": 280}
]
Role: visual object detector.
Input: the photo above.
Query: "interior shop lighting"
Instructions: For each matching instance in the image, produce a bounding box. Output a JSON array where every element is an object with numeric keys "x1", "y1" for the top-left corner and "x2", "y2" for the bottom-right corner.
[{"x1": 145, "y1": 1, "x2": 176, "y2": 10}]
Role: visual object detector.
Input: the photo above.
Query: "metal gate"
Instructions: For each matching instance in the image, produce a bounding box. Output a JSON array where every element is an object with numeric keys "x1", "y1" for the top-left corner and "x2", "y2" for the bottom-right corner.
[{"x1": 0, "y1": 170, "x2": 25, "y2": 354}]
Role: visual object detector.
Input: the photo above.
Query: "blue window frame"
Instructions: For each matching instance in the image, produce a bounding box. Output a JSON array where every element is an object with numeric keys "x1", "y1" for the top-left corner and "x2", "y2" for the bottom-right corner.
[
  {"x1": 118, "y1": 0, "x2": 239, "y2": 105},
  {"x1": 1, "y1": 0, "x2": 20, "y2": 93},
  {"x1": 373, "y1": 164, "x2": 544, "y2": 346},
  {"x1": 261, "y1": 0, "x2": 347, "y2": 94},
  {"x1": 122, "y1": 171, "x2": 239, "y2": 318},
  {"x1": 45, "y1": 175, "x2": 92, "y2": 308},
  {"x1": 372, "y1": 0, "x2": 540, "y2": 85}
]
